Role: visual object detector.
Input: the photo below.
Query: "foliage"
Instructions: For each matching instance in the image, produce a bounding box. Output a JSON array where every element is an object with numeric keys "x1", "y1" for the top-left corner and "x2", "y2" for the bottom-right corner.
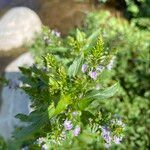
[
  {"x1": 4, "y1": 28, "x2": 125, "y2": 149},
  {"x1": 1, "y1": 9, "x2": 149, "y2": 150},
  {"x1": 83, "y1": 0, "x2": 150, "y2": 29},
  {"x1": 0, "y1": 137, "x2": 7, "y2": 150},
  {"x1": 80, "y1": 10, "x2": 150, "y2": 149},
  {"x1": 124, "y1": 0, "x2": 150, "y2": 19},
  {"x1": 98, "y1": 0, "x2": 150, "y2": 19}
]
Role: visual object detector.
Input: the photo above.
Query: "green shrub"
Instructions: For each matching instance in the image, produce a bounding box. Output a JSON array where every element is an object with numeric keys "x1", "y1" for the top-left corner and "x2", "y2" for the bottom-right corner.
[
  {"x1": 2, "y1": 10, "x2": 149, "y2": 150},
  {"x1": 81, "y1": 11, "x2": 150, "y2": 149},
  {"x1": 8, "y1": 28, "x2": 125, "y2": 149},
  {"x1": 0, "y1": 137, "x2": 7, "y2": 150}
]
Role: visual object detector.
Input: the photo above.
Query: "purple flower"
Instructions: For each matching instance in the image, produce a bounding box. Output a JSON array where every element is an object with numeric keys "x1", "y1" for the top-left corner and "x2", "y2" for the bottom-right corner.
[
  {"x1": 52, "y1": 30, "x2": 61, "y2": 37},
  {"x1": 43, "y1": 36, "x2": 51, "y2": 45},
  {"x1": 42, "y1": 66, "x2": 49, "y2": 72},
  {"x1": 73, "y1": 126, "x2": 81, "y2": 137},
  {"x1": 96, "y1": 65, "x2": 105, "y2": 72},
  {"x1": 64, "y1": 120, "x2": 73, "y2": 130},
  {"x1": 89, "y1": 71, "x2": 97, "y2": 80},
  {"x1": 81, "y1": 64, "x2": 88, "y2": 73},
  {"x1": 107, "y1": 57, "x2": 115, "y2": 70},
  {"x1": 101, "y1": 127, "x2": 112, "y2": 144},
  {"x1": 41, "y1": 144, "x2": 48, "y2": 150},
  {"x1": 113, "y1": 136, "x2": 122, "y2": 144}
]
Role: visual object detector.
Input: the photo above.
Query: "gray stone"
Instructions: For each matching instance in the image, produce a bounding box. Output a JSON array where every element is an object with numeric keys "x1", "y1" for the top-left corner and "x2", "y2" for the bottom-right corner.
[
  {"x1": 0, "y1": 7, "x2": 42, "y2": 51},
  {"x1": 0, "y1": 52, "x2": 34, "y2": 139}
]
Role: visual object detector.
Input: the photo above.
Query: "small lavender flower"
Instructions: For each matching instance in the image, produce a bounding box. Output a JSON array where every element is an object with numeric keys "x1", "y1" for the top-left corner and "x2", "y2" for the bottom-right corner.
[
  {"x1": 52, "y1": 30, "x2": 61, "y2": 37},
  {"x1": 113, "y1": 136, "x2": 122, "y2": 144},
  {"x1": 96, "y1": 65, "x2": 105, "y2": 72},
  {"x1": 43, "y1": 36, "x2": 51, "y2": 45},
  {"x1": 117, "y1": 120, "x2": 125, "y2": 128},
  {"x1": 73, "y1": 126, "x2": 81, "y2": 137},
  {"x1": 41, "y1": 144, "x2": 48, "y2": 150},
  {"x1": 89, "y1": 71, "x2": 97, "y2": 80},
  {"x1": 42, "y1": 66, "x2": 49, "y2": 72},
  {"x1": 37, "y1": 137, "x2": 45, "y2": 144},
  {"x1": 81, "y1": 64, "x2": 88, "y2": 73},
  {"x1": 64, "y1": 120, "x2": 73, "y2": 130},
  {"x1": 101, "y1": 127, "x2": 112, "y2": 144},
  {"x1": 72, "y1": 111, "x2": 77, "y2": 116},
  {"x1": 107, "y1": 57, "x2": 115, "y2": 70}
]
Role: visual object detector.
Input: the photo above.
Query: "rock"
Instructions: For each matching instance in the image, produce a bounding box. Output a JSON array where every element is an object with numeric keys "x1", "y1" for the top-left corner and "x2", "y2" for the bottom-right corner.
[
  {"x1": 0, "y1": 7, "x2": 42, "y2": 51},
  {"x1": 0, "y1": 52, "x2": 34, "y2": 139},
  {"x1": 0, "y1": 0, "x2": 41, "y2": 10}
]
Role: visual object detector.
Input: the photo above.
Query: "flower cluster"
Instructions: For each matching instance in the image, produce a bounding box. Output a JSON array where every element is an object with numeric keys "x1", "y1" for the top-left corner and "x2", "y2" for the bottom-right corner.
[
  {"x1": 64, "y1": 120, "x2": 73, "y2": 131},
  {"x1": 101, "y1": 118, "x2": 125, "y2": 148},
  {"x1": 43, "y1": 35, "x2": 51, "y2": 45},
  {"x1": 106, "y1": 57, "x2": 116, "y2": 70},
  {"x1": 81, "y1": 64, "x2": 105, "y2": 80},
  {"x1": 81, "y1": 56, "x2": 115, "y2": 80},
  {"x1": 111, "y1": 118, "x2": 126, "y2": 129},
  {"x1": 101, "y1": 127, "x2": 112, "y2": 148},
  {"x1": 73, "y1": 126, "x2": 81, "y2": 137},
  {"x1": 52, "y1": 30, "x2": 61, "y2": 37},
  {"x1": 63, "y1": 120, "x2": 81, "y2": 137},
  {"x1": 101, "y1": 126, "x2": 123, "y2": 148}
]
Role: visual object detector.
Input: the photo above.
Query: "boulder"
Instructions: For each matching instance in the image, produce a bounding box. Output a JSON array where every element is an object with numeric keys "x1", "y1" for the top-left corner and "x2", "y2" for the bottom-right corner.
[
  {"x1": 0, "y1": 7, "x2": 42, "y2": 51},
  {"x1": 0, "y1": 52, "x2": 34, "y2": 139}
]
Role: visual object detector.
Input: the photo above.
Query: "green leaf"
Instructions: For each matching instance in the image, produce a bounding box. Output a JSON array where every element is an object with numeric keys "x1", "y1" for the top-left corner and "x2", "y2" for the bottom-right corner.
[
  {"x1": 76, "y1": 29, "x2": 85, "y2": 42},
  {"x1": 85, "y1": 82, "x2": 119, "y2": 100},
  {"x1": 15, "y1": 114, "x2": 28, "y2": 122},
  {"x1": 19, "y1": 67, "x2": 31, "y2": 75},
  {"x1": 78, "y1": 83, "x2": 119, "y2": 110},
  {"x1": 68, "y1": 56, "x2": 83, "y2": 77},
  {"x1": 14, "y1": 114, "x2": 47, "y2": 139},
  {"x1": 54, "y1": 95, "x2": 71, "y2": 115},
  {"x1": 15, "y1": 95, "x2": 71, "y2": 140},
  {"x1": 82, "y1": 29, "x2": 101, "y2": 51}
]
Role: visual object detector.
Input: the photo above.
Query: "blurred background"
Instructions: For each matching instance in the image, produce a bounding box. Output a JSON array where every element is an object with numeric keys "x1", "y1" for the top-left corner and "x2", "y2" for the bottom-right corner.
[{"x1": 0, "y1": 0, "x2": 149, "y2": 74}]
